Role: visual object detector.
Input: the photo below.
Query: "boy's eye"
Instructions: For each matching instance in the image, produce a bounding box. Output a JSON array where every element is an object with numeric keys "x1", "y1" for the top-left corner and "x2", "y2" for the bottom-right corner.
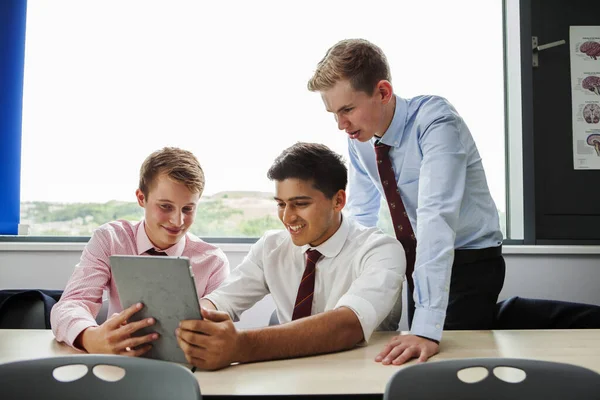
[
  {"x1": 295, "y1": 203, "x2": 309, "y2": 207},
  {"x1": 276, "y1": 203, "x2": 285, "y2": 208},
  {"x1": 160, "y1": 204, "x2": 172, "y2": 210},
  {"x1": 183, "y1": 207, "x2": 194, "y2": 213}
]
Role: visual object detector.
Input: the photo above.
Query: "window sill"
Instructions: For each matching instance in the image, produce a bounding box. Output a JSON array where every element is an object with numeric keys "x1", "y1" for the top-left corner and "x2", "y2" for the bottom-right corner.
[{"x1": 1, "y1": 242, "x2": 600, "y2": 255}]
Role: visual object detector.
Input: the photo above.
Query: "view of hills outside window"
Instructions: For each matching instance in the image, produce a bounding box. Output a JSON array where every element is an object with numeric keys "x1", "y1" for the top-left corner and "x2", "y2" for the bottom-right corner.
[
  {"x1": 19, "y1": 1, "x2": 506, "y2": 239},
  {"x1": 20, "y1": 197, "x2": 506, "y2": 238}
]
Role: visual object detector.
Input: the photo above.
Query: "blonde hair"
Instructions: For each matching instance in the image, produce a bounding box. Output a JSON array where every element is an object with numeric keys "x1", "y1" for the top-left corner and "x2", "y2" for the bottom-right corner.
[
  {"x1": 139, "y1": 147, "x2": 205, "y2": 197},
  {"x1": 307, "y1": 38, "x2": 391, "y2": 94}
]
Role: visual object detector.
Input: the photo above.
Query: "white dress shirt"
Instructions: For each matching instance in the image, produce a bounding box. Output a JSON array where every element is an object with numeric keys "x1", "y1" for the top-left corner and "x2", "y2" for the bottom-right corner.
[{"x1": 205, "y1": 215, "x2": 406, "y2": 342}]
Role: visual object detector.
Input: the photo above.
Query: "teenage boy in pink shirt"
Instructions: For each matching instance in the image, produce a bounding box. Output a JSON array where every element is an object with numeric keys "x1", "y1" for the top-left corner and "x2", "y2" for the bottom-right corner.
[{"x1": 51, "y1": 147, "x2": 229, "y2": 355}]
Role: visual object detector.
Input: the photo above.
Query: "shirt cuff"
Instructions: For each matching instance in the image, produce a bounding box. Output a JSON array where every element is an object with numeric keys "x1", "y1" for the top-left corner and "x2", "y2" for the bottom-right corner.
[
  {"x1": 202, "y1": 294, "x2": 237, "y2": 322},
  {"x1": 66, "y1": 319, "x2": 99, "y2": 349},
  {"x1": 334, "y1": 293, "x2": 378, "y2": 343},
  {"x1": 410, "y1": 307, "x2": 445, "y2": 342}
]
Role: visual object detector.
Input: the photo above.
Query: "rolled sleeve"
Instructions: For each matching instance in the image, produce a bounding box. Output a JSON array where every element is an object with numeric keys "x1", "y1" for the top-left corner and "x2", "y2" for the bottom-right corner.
[
  {"x1": 335, "y1": 238, "x2": 405, "y2": 343},
  {"x1": 335, "y1": 293, "x2": 378, "y2": 342}
]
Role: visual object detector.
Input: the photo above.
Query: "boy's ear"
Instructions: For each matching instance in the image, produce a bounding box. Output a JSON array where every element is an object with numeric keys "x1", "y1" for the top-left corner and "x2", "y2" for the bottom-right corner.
[
  {"x1": 376, "y1": 80, "x2": 394, "y2": 104},
  {"x1": 334, "y1": 189, "x2": 346, "y2": 211},
  {"x1": 135, "y1": 189, "x2": 146, "y2": 207}
]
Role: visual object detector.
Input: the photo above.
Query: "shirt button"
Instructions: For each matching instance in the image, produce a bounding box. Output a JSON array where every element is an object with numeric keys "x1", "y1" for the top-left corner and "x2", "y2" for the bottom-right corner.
[
  {"x1": 397, "y1": 225, "x2": 403, "y2": 232},
  {"x1": 403, "y1": 211, "x2": 408, "y2": 217},
  {"x1": 383, "y1": 180, "x2": 388, "y2": 186},
  {"x1": 436, "y1": 324, "x2": 441, "y2": 329},
  {"x1": 378, "y1": 159, "x2": 383, "y2": 164},
  {"x1": 411, "y1": 234, "x2": 416, "y2": 240},
  {"x1": 390, "y1": 202, "x2": 396, "y2": 209}
]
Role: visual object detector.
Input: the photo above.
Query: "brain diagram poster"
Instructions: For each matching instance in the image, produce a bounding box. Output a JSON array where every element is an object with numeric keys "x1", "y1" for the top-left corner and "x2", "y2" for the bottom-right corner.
[{"x1": 570, "y1": 26, "x2": 600, "y2": 169}]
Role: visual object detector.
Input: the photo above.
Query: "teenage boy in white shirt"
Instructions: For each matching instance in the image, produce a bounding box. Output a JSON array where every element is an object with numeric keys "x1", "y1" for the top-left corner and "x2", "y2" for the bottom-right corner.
[{"x1": 176, "y1": 142, "x2": 406, "y2": 370}]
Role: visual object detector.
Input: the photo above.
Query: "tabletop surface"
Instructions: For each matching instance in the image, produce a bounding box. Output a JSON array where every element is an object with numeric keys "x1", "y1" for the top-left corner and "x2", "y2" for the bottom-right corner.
[{"x1": 1, "y1": 329, "x2": 599, "y2": 395}]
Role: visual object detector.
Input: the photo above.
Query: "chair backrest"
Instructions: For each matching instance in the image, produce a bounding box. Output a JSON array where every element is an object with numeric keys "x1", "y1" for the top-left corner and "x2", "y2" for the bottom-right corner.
[
  {"x1": 0, "y1": 289, "x2": 62, "y2": 329},
  {"x1": 0, "y1": 355, "x2": 201, "y2": 400},
  {"x1": 495, "y1": 296, "x2": 600, "y2": 329},
  {"x1": 269, "y1": 309, "x2": 279, "y2": 326},
  {"x1": 384, "y1": 358, "x2": 600, "y2": 400},
  {"x1": 96, "y1": 299, "x2": 110, "y2": 325}
]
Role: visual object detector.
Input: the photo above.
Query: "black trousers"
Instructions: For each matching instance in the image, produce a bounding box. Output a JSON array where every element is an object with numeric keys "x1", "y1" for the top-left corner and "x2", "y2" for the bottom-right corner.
[{"x1": 407, "y1": 248, "x2": 506, "y2": 330}]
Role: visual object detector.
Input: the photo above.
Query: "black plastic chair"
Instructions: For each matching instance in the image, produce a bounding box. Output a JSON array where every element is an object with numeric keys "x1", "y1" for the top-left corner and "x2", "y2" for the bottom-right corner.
[
  {"x1": 495, "y1": 296, "x2": 600, "y2": 329},
  {"x1": 0, "y1": 355, "x2": 201, "y2": 400},
  {"x1": 96, "y1": 299, "x2": 110, "y2": 325},
  {"x1": 384, "y1": 358, "x2": 600, "y2": 400},
  {"x1": 0, "y1": 289, "x2": 62, "y2": 329},
  {"x1": 269, "y1": 309, "x2": 279, "y2": 326}
]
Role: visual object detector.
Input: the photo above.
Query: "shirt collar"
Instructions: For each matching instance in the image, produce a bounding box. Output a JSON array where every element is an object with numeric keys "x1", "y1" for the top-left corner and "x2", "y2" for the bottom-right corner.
[
  {"x1": 300, "y1": 214, "x2": 349, "y2": 259},
  {"x1": 376, "y1": 94, "x2": 407, "y2": 148},
  {"x1": 135, "y1": 220, "x2": 186, "y2": 256}
]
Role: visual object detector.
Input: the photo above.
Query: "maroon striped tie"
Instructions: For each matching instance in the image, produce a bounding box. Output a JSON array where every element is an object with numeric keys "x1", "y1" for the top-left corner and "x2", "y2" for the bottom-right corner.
[
  {"x1": 375, "y1": 141, "x2": 416, "y2": 287},
  {"x1": 146, "y1": 248, "x2": 168, "y2": 256},
  {"x1": 292, "y1": 249, "x2": 322, "y2": 320}
]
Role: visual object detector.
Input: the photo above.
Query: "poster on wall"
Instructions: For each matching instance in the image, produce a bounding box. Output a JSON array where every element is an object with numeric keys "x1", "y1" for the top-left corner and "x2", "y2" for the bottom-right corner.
[{"x1": 570, "y1": 26, "x2": 600, "y2": 170}]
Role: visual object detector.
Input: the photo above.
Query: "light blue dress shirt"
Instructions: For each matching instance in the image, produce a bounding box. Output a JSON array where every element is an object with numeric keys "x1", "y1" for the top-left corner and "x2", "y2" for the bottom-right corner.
[{"x1": 346, "y1": 94, "x2": 503, "y2": 341}]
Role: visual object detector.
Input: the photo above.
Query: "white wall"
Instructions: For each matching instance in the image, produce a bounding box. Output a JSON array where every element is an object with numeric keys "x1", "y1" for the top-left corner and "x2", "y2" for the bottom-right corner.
[{"x1": 1, "y1": 244, "x2": 600, "y2": 330}]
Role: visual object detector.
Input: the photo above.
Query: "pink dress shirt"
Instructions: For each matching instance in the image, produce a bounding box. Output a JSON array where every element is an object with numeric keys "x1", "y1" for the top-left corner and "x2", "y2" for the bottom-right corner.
[{"x1": 50, "y1": 220, "x2": 229, "y2": 347}]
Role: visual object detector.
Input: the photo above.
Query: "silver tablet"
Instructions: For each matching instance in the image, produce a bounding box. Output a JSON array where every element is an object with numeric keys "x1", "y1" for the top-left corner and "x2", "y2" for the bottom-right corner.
[{"x1": 110, "y1": 255, "x2": 202, "y2": 363}]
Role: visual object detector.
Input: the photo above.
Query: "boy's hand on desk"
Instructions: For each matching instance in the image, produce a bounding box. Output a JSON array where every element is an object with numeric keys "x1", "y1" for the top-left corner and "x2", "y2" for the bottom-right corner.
[
  {"x1": 375, "y1": 334, "x2": 439, "y2": 365},
  {"x1": 176, "y1": 307, "x2": 240, "y2": 371},
  {"x1": 77, "y1": 302, "x2": 159, "y2": 356}
]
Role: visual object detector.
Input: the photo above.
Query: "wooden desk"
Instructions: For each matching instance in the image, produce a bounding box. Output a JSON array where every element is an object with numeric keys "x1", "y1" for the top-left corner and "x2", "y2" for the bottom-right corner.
[{"x1": 1, "y1": 329, "x2": 600, "y2": 397}]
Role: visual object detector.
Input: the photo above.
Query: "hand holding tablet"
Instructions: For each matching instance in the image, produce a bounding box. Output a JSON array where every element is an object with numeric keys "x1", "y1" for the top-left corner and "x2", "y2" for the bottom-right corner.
[{"x1": 110, "y1": 255, "x2": 203, "y2": 363}]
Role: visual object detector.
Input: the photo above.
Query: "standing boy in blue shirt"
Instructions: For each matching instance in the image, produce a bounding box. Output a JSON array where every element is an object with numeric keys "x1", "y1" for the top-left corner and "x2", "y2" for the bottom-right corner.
[{"x1": 308, "y1": 38, "x2": 505, "y2": 366}]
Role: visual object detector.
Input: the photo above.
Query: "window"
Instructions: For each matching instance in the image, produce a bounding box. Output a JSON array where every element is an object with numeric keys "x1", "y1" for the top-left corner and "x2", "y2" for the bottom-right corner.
[{"x1": 19, "y1": 0, "x2": 506, "y2": 238}]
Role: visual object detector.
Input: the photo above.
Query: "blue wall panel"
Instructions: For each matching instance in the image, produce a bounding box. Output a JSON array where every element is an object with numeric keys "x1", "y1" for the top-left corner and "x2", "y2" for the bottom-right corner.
[{"x1": 0, "y1": 0, "x2": 27, "y2": 234}]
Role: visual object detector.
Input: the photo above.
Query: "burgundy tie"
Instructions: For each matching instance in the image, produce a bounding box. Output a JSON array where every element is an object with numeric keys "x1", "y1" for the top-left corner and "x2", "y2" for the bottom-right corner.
[
  {"x1": 145, "y1": 248, "x2": 168, "y2": 256},
  {"x1": 292, "y1": 249, "x2": 322, "y2": 320},
  {"x1": 374, "y1": 141, "x2": 416, "y2": 287}
]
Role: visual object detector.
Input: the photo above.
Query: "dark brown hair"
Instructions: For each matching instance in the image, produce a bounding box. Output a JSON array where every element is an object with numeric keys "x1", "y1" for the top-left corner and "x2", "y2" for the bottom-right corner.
[{"x1": 267, "y1": 142, "x2": 347, "y2": 198}]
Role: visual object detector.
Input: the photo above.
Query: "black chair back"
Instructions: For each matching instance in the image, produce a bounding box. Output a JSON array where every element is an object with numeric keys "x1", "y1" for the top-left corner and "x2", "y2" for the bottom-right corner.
[
  {"x1": 495, "y1": 296, "x2": 600, "y2": 329},
  {"x1": 0, "y1": 355, "x2": 201, "y2": 400},
  {"x1": 384, "y1": 358, "x2": 600, "y2": 400},
  {"x1": 0, "y1": 289, "x2": 62, "y2": 329}
]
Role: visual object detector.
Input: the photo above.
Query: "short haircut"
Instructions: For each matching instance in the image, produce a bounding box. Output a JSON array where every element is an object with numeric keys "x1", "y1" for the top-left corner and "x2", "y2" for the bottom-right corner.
[
  {"x1": 139, "y1": 147, "x2": 205, "y2": 198},
  {"x1": 267, "y1": 142, "x2": 347, "y2": 198},
  {"x1": 307, "y1": 38, "x2": 391, "y2": 95}
]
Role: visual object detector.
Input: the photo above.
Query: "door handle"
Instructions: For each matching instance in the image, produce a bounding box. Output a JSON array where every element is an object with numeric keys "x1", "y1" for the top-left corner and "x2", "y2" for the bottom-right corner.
[{"x1": 532, "y1": 37, "x2": 566, "y2": 67}]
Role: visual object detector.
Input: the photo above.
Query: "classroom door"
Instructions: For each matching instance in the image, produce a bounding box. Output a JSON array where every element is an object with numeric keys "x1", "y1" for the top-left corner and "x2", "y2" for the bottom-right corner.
[{"x1": 524, "y1": 0, "x2": 600, "y2": 242}]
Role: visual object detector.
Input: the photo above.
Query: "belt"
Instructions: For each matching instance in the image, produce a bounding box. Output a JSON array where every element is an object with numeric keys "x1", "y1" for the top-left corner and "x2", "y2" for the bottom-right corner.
[{"x1": 454, "y1": 245, "x2": 502, "y2": 265}]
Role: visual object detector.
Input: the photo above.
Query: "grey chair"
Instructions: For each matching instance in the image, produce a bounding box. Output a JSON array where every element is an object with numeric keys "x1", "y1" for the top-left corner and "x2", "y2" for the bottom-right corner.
[
  {"x1": 95, "y1": 299, "x2": 110, "y2": 325},
  {"x1": 495, "y1": 296, "x2": 600, "y2": 329},
  {"x1": 0, "y1": 355, "x2": 201, "y2": 400},
  {"x1": 384, "y1": 358, "x2": 600, "y2": 400},
  {"x1": 0, "y1": 289, "x2": 62, "y2": 329},
  {"x1": 269, "y1": 309, "x2": 279, "y2": 326}
]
